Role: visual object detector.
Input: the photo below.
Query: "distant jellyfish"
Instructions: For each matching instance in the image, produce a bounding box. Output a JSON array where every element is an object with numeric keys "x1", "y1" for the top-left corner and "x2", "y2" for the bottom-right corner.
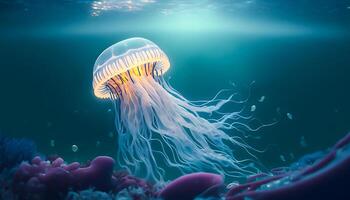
[
  {"x1": 92, "y1": 37, "x2": 263, "y2": 181},
  {"x1": 72, "y1": 145, "x2": 78, "y2": 152}
]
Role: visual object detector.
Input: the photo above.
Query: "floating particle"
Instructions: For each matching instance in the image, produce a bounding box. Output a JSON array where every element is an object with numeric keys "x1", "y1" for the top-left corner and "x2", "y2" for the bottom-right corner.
[
  {"x1": 108, "y1": 132, "x2": 114, "y2": 138},
  {"x1": 300, "y1": 136, "x2": 307, "y2": 148},
  {"x1": 276, "y1": 107, "x2": 281, "y2": 113},
  {"x1": 253, "y1": 135, "x2": 261, "y2": 140},
  {"x1": 47, "y1": 122, "x2": 53, "y2": 127},
  {"x1": 248, "y1": 162, "x2": 255, "y2": 168},
  {"x1": 286, "y1": 112, "x2": 293, "y2": 120},
  {"x1": 280, "y1": 155, "x2": 286, "y2": 162},
  {"x1": 289, "y1": 153, "x2": 295, "y2": 160},
  {"x1": 96, "y1": 140, "x2": 101, "y2": 147},
  {"x1": 258, "y1": 96, "x2": 265, "y2": 102},
  {"x1": 227, "y1": 181, "x2": 239, "y2": 189},
  {"x1": 50, "y1": 139, "x2": 55, "y2": 147},
  {"x1": 251, "y1": 105, "x2": 256, "y2": 112},
  {"x1": 72, "y1": 145, "x2": 79, "y2": 152}
]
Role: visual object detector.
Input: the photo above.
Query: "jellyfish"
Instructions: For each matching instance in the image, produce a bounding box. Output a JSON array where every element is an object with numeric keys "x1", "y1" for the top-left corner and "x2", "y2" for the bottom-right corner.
[{"x1": 92, "y1": 37, "x2": 263, "y2": 181}]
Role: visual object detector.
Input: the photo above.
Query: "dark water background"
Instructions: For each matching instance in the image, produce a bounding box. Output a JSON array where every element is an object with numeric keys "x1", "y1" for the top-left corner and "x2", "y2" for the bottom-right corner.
[{"x1": 0, "y1": 0, "x2": 350, "y2": 177}]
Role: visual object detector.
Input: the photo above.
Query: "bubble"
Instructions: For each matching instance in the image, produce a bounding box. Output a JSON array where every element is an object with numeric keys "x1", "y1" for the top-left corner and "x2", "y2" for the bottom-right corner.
[
  {"x1": 72, "y1": 145, "x2": 79, "y2": 152},
  {"x1": 251, "y1": 105, "x2": 256, "y2": 112}
]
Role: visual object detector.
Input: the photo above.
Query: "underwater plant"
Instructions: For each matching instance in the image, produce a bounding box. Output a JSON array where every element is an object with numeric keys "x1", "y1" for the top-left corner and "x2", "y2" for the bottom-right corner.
[{"x1": 92, "y1": 37, "x2": 265, "y2": 181}]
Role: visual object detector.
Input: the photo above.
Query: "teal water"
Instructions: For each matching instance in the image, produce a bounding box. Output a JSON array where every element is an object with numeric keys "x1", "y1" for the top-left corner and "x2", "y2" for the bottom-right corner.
[{"x1": 0, "y1": 0, "x2": 350, "y2": 179}]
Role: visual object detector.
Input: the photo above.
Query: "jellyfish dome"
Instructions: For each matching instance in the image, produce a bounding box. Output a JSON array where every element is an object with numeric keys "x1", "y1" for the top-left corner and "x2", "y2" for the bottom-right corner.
[
  {"x1": 93, "y1": 38, "x2": 170, "y2": 99},
  {"x1": 92, "y1": 37, "x2": 260, "y2": 181}
]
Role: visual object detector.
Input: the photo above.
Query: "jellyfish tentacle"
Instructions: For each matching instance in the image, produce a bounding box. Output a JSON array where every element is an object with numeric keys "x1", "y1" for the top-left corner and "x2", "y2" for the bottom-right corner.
[{"x1": 112, "y1": 74, "x2": 268, "y2": 182}]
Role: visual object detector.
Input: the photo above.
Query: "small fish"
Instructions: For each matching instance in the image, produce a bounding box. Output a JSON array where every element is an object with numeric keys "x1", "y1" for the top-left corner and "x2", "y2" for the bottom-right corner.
[
  {"x1": 251, "y1": 105, "x2": 256, "y2": 112},
  {"x1": 286, "y1": 112, "x2": 293, "y2": 120},
  {"x1": 107, "y1": 109, "x2": 112, "y2": 113}
]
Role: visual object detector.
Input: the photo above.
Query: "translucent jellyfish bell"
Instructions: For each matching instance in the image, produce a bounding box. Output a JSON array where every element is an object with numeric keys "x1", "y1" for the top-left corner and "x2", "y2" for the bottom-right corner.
[
  {"x1": 93, "y1": 37, "x2": 170, "y2": 99},
  {"x1": 92, "y1": 37, "x2": 263, "y2": 182}
]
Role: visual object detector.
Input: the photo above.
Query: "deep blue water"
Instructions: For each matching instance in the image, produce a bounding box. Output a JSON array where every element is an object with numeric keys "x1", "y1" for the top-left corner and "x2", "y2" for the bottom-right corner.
[{"x1": 0, "y1": 0, "x2": 350, "y2": 177}]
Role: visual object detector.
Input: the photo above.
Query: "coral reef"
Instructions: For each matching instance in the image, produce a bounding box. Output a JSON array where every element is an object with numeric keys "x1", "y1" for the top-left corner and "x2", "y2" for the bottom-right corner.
[
  {"x1": 1, "y1": 133, "x2": 350, "y2": 200},
  {"x1": 12, "y1": 156, "x2": 156, "y2": 200},
  {"x1": 159, "y1": 173, "x2": 223, "y2": 200},
  {"x1": 225, "y1": 133, "x2": 350, "y2": 200},
  {"x1": 66, "y1": 189, "x2": 113, "y2": 200}
]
